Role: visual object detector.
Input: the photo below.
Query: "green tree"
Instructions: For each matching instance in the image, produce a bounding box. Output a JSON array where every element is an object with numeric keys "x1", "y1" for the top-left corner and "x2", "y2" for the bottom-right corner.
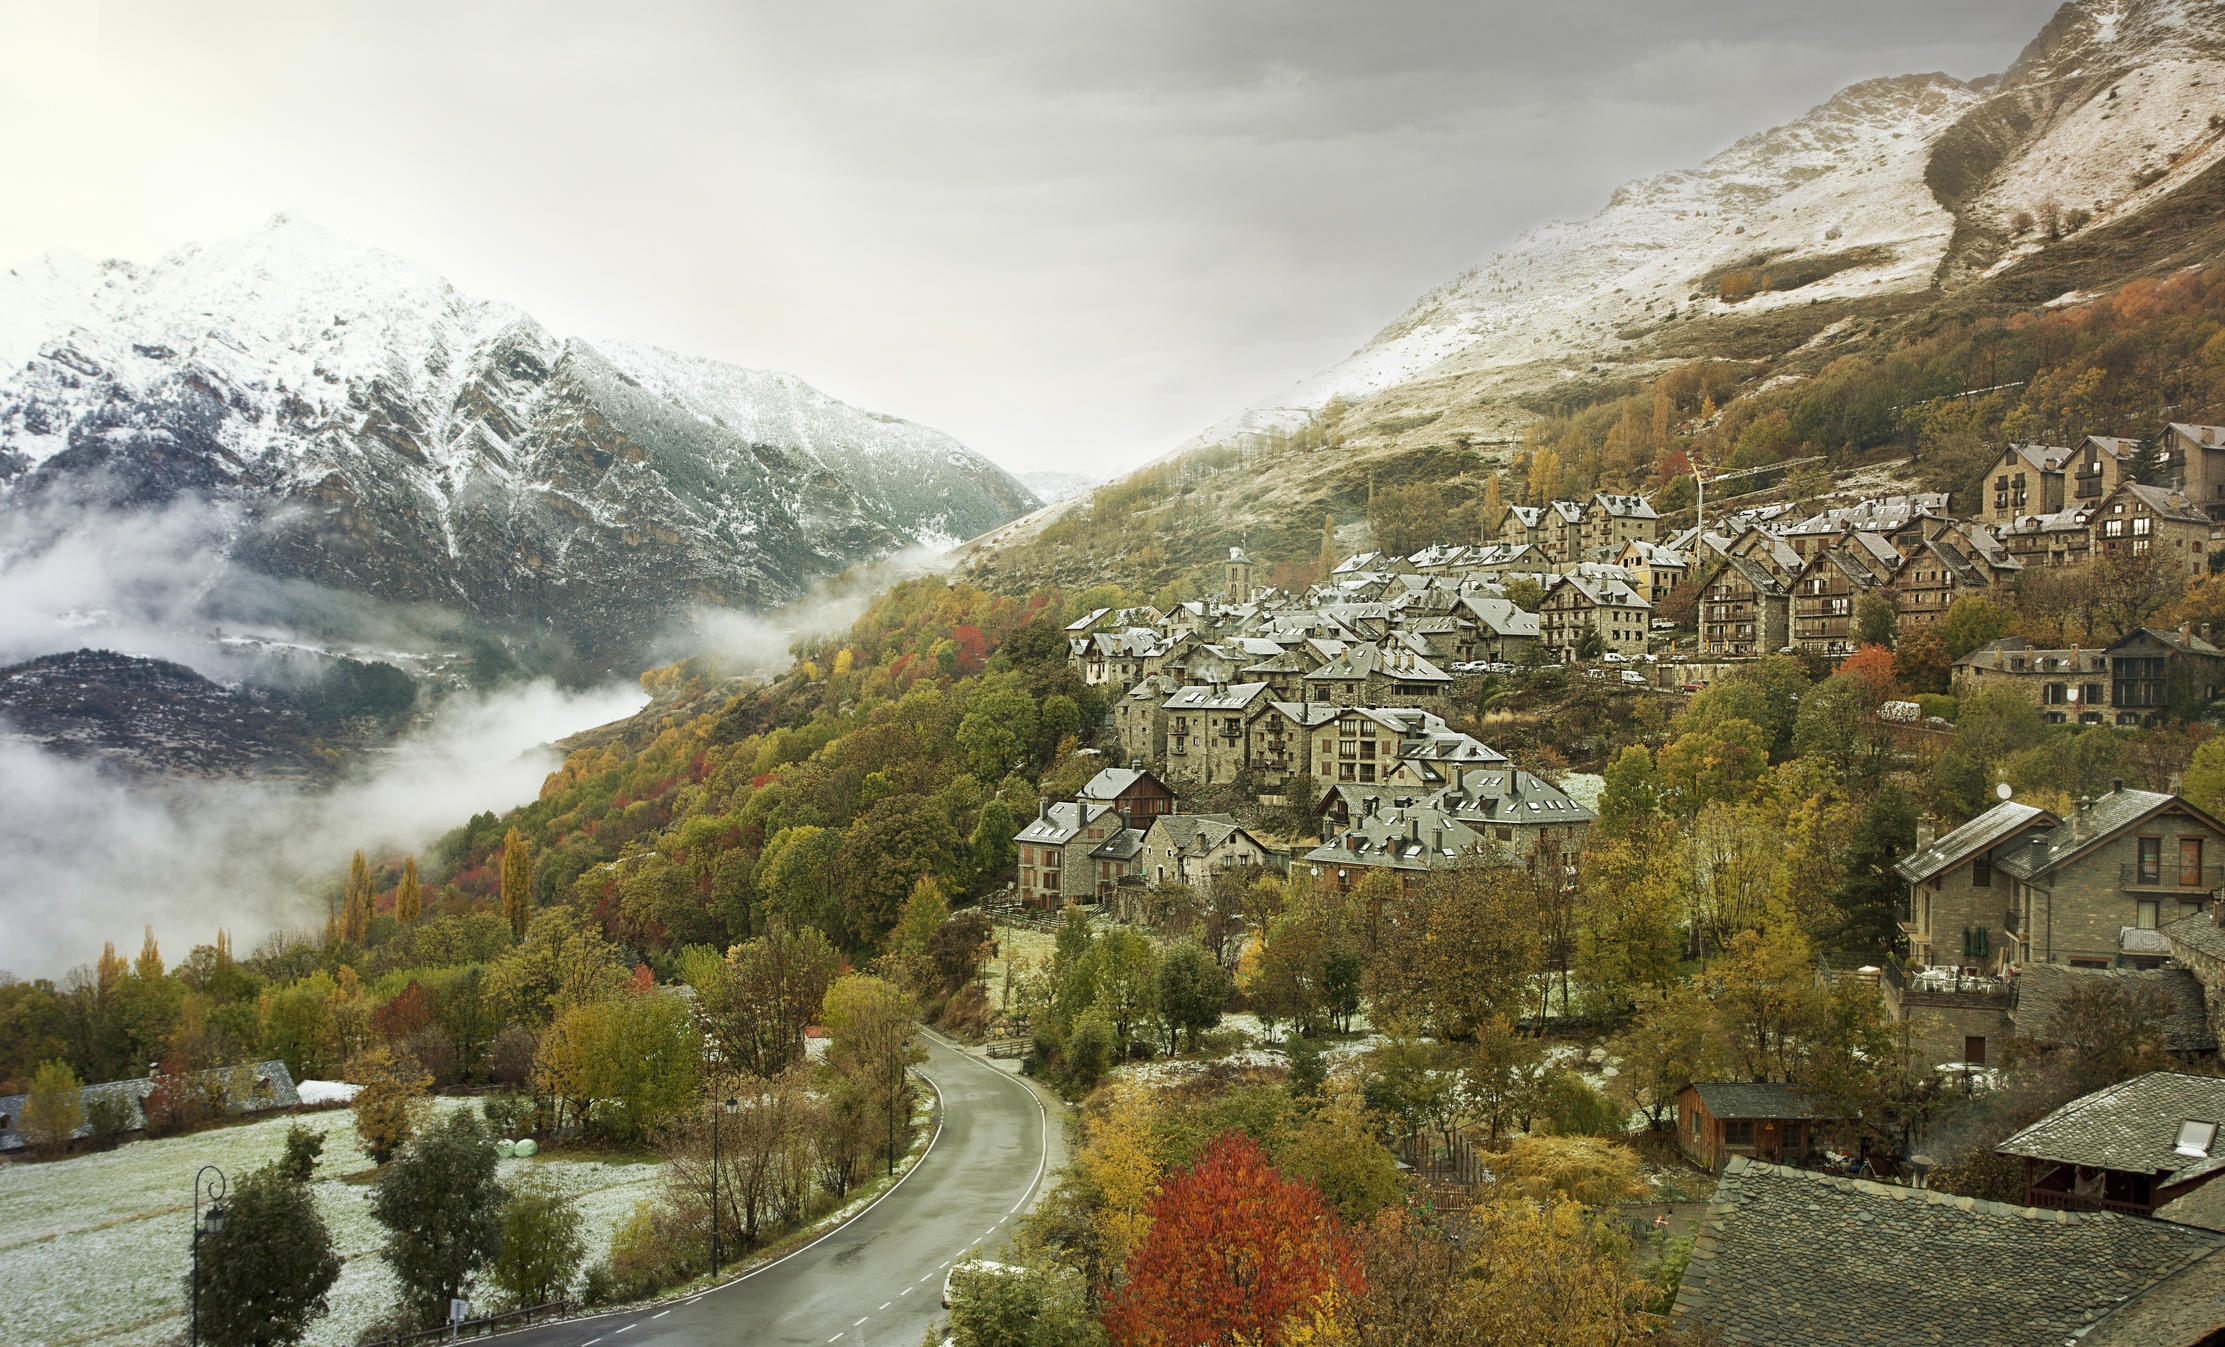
[
  {"x1": 946, "y1": 1260, "x2": 1102, "y2": 1347},
  {"x1": 541, "y1": 993, "x2": 701, "y2": 1145},
  {"x1": 1854, "y1": 590, "x2": 1897, "y2": 648},
  {"x1": 1573, "y1": 624, "x2": 1606, "y2": 662},
  {"x1": 1937, "y1": 596, "x2": 2016, "y2": 660},
  {"x1": 889, "y1": 876, "x2": 952, "y2": 958},
  {"x1": 758, "y1": 826, "x2": 847, "y2": 936},
  {"x1": 821, "y1": 975, "x2": 926, "y2": 1175},
  {"x1": 492, "y1": 1174, "x2": 587, "y2": 1309},
  {"x1": 701, "y1": 918, "x2": 843, "y2": 1078},
  {"x1": 1655, "y1": 717, "x2": 1769, "y2": 816},
  {"x1": 279, "y1": 1123, "x2": 326, "y2": 1184},
  {"x1": 369, "y1": 1111, "x2": 507, "y2": 1329},
  {"x1": 1596, "y1": 746, "x2": 1661, "y2": 836},
  {"x1": 1272, "y1": 1091, "x2": 1402, "y2": 1222},
  {"x1": 195, "y1": 1162, "x2": 342, "y2": 1347},
  {"x1": 971, "y1": 798, "x2": 1017, "y2": 877},
  {"x1": 1157, "y1": 935, "x2": 1228, "y2": 1050},
  {"x1": 20, "y1": 1059, "x2": 83, "y2": 1153},
  {"x1": 838, "y1": 797, "x2": 963, "y2": 949},
  {"x1": 1505, "y1": 576, "x2": 1545, "y2": 612},
  {"x1": 1091, "y1": 928, "x2": 1160, "y2": 1048}
]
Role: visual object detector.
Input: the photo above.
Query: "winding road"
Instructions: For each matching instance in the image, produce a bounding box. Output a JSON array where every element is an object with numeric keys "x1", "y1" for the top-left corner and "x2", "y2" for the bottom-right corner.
[{"x1": 495, "y1": 1031, "x2": 1055, "y2": 1347}]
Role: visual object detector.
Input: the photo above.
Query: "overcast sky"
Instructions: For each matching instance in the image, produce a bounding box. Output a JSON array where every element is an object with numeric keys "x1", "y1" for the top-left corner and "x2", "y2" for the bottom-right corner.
[{"x1": 0, "y1": 1, "x2": 2063, "y2": 477}]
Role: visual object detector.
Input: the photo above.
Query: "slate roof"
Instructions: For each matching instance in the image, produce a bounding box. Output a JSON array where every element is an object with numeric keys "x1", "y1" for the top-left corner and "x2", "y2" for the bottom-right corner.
[
  {"x1": 1687, "y1": 1082, "x2": 1826, "y2": 1121},
  {"x1": 2079, "y1": 1247, "x2": 2225, "y2": 1346},
  {"x1": 2010, "y1": 965, "x2": 2217, "y2": 1053},
  {"x1": 2162, "y1": 909, "x2": 2225, "y2": 963},
  {"x1": 1303, "y1": 803, "x2": 1487, "y2": 873},
  {"x1": 1670, "y1": 1157, "x2": 2224, "y2": 1347},
  {"x1": 1431, "y1": 766, "x2": 1595, "y2": 827},
  {"x1": 1893, "y1": 801, "x2": 2052, "y2": 886},
  {"x1": 1015, "y1": 800, "x2": 1118, "y2": 847},
  {"x1": 1996, "y1": 786, "x2": 2183, "y2": 881},
  {"x1": 1077, "y1": 767, "x2": 1166, "y2": 803},
  {"x1": 0, "y1": 1060, "x2": 300, "y2": 1151},
  {"x1": 1998, "y1": 1073, "x2": 2225, "y2": 1186}
]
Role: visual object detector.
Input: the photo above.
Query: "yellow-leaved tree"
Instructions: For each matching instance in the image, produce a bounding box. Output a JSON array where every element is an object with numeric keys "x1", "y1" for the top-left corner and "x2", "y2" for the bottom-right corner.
[
  {"x1": 342, "y1": 850, "x2": 371, "y2": 945},
  {"x1": 502, "y1": 828, "x2": 532, "y2": 938},
  {"x1": 1078, "y1": 1079, "x2": 1164, "y2": 1285},
  {"x1": 349, "y1": 1043, "x2": 431, "y2": 1165},
  {"x1": 395, "y1": 856, "x2": 422, "y2": 927},
  {"x1": 21, "y1": 1060, "x2": 85, "y2": 1153}
]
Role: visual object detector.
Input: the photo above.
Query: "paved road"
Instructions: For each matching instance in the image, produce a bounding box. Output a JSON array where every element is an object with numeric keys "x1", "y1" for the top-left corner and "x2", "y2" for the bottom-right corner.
[{"x1": 497, "y1": 1031, "x2": 1052, "y2": 1347}]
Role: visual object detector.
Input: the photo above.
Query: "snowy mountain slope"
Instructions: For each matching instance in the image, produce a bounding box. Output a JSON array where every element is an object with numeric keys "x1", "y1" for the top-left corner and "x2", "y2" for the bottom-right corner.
[
  {"x1": 0, "y1": 216, "x2": 1037, "y2": 667},
  {"x1": 1173, "y1": 0, "x2": 2225, "y2": 454}
]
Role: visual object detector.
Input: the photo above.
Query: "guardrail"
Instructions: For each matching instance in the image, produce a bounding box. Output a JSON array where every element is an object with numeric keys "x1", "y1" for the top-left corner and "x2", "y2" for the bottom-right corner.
[{"x1": 362, "y1": 1299, "x2": 572, "y2": 1347}]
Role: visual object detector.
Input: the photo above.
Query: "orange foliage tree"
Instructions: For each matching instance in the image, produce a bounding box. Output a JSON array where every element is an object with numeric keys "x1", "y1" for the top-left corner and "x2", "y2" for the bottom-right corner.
[
  {"x1": 1101, "y1": 1131, "x2": 1364, "y2": 1347},
  {"x1": 1836, "y1": 643, "x2": 1900, "y2": 709}
]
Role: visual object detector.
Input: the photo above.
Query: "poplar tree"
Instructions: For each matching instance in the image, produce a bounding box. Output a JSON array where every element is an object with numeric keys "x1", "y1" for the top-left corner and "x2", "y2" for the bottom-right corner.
[
  {"x1": 501, "y1": 828, "x2": 531, "y2": 938},
  {"x1": 395, "y1": 857, "x2": 422, "y2": 927},
  {"x1": 342, "y1": 850, "x2": 371, "y2": 945},
  {"x1": 1318, "y1": 514, "x2": 1338, "y2": 582}
]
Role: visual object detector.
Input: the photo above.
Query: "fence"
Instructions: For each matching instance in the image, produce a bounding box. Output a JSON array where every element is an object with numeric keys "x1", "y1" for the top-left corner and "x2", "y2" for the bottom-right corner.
[
  {"x1": 1400, "y1": 1131, "x2": 1488, "y2": 1187},
  {"x1": 361, "y1": 1299, "x2": 571, "y2": 1347}
]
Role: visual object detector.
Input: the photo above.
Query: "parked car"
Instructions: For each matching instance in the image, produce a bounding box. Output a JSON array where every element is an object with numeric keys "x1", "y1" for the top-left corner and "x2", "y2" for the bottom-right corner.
[
  {"x1": 1680, "y1": 681, "x2": 1706, "y2": 693},
  {"x1": 1620, "y1": 670, "x2": 1649, "y2": 686},
  {"x1": 1484, "y1": 661, "x2": 1518, "y2": 675},
  {"x1": 1602, "y1": 652, "x2": 1630, "y2": 664}
]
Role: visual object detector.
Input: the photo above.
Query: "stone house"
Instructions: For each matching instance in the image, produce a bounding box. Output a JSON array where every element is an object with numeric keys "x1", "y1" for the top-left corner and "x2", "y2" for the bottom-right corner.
[
  {"x1": 2162, "y1": 421, "x2": 2225, "y2": 519},
  {"x1": 1889, "y1": 528, "x2": 2019, "y2": 644},
  {"x1": 1301, "y1": 643, "x2": 1452, "y2": 706},
  {"x1": 2070, "y1": 434, "x2": 2142, "y2": 507},
  {"x1": 1894, "y1": 800, "x2": 2059, "y2": 971},
  {"x1": 1300, "y1": 801, "x2": 1490, "y2": 898},
  {"x1": 1073, "y1": 766, "x2": 1176, "y2": 831},
  {"x1": 1495, "y1": 504, "x2": 1546, "y2": 549},
  {"x1": 1615, "y1": 539, "x2": 1690, "y2": 605},
  {"x1": 1996, "y1": 783, "x2": 2225, "y2": 969},
  {"x1": 1998, "y1": 1072, "x2": 2225, "y2": 1218},
  {"x1": 2165, "y1": 904, "x2": 2225, "y2": 1050},
  {"x1": 1242, "y1": 700, "x2": 1339, "y2": 792},
  {"x1": 1583, "y1": 493, "x2": 1659, "y2": 554},
  {"x1": 1155, "y1": 682, "x2": 1272, "y2": 786},
  {"x1": 1426, "y1": 764, "x2": 1595, "y2": 857},
  {"x1": 1789, "y1": 543, "x2": 1894, "y2": 656},
  {"x1": 1454, "y1": 593, "x2": 1541, "y2": 660},
  {"x1": 1952, "y1": 628, "x2": 2224, "y2": 726},
  {"x1": 1544, "y1": 499, "x2": 1586, "y2": 561},
  {"x1": 1675, "y1": 1082, "x2": 1829, "y2": 1170},
  {"x1": 1138, "y1": 813, "x2": 1274, "y2": 889},
  {"x1": 1073, "y1": 628, "x2": 1163, "y2": 693},
  {"x1": 2000, "y1": 502, "x2": 2097, "y2": 570},
  {"x1": 1113, "y1": 674, "x2": 1180, "y2": 765},
  {"x1": 1537, "y1": 571, "x2": 1651, "y2": 658},
  {"x1": 1697, "y1": 556, "x2": 1790, "y2": 657},
  {"x1": 1984, "y1": 442, "x2": 2076, "y2": 525},
  {"x1": 2091, "y1": 482, "x2": 2216, "y2": 580},
  {"x1": 1014, "y1": 800, "x2": 1124, "y2": 910}
]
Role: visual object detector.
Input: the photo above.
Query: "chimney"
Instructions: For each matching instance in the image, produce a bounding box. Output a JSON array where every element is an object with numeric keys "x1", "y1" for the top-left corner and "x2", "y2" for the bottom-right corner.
[
  {"x1": 2206, "y1": 624, "x2": 2215, "y2": 647},
  {"x1": 2030, "y1": 834, "x2": 2048, "y2": 872},
  {"x1": 1916, "y1": 813, "x2": 1937, "y2": 849},
  {"x1": 2072, "y1": 796, "x2": 2093, "y2": 843},
  {"x1": 2112, "y1": 777, "x2": 2124, "y2": 794},
  {"x1": 2182, "y1": 623, "x2": 2192, "y2": 645},
  {"x1": 1994, "y1": 648, "x2": 2004, "y2": 670},
  {"x1": 1039, "y1": 799, "x2": 1051, "y2": 822}
]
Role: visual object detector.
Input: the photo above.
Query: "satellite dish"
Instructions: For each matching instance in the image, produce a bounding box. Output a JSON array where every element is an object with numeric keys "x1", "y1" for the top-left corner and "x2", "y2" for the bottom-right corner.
[{"x1": 1997, "y1": 782, "x2": 2013, "y2": 801}]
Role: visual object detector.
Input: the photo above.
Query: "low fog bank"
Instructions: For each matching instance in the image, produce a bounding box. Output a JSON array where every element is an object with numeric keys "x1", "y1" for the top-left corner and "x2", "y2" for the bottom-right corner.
[
  {"x1": 0, "y1": 679, "x2": 646, "y2": 982},
  {"x1": 673, "y1": 544, "x2": 954, "y2": 674}
]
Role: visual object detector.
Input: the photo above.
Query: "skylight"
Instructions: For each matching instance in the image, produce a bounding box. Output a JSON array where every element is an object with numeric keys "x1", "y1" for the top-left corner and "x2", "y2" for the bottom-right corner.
[{"x1": 2175, "y1": 1120, "x2": 2217, "y2": 1158}]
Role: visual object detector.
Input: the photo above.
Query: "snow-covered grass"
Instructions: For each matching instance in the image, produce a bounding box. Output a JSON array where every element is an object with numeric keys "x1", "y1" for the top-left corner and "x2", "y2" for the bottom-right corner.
[{"x1": 0, "y1": 1100, "x2": 666, "y2": 1347}]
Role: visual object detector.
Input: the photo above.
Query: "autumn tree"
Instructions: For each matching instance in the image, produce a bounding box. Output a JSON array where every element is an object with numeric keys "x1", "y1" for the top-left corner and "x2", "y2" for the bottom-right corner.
[
  {"x1": 1273, "y1": 1090, "x2": 1402, "y2": 1223},
  {"x1": 821, "y1": 974, "x2": 925, "y2": 1175},
  {"x1": 1364, "y1": 868, "x2": 1539, "y2": 1041},
  {"x1": 349, "y1": 1042, "x2": 432, "y2": 1165},
  {"x1": 1101, "y1": 1131, "x2": 1364, "y2": 1347},
  {"x1": 501, "y1": 828, "x2": 532, "y2": 938},
  {"x1": 20, "y1": 1059, "x2": 84, "y2": 1153},
  {"x1": 838, "y1": 796, "x2": 963, "y2": 949},
  {"x1": 342, "y1": 851, "x2": 371, "y2": 946},
  {"x1": 395, "y1": 856, "x2": 422, "y2": 928},
  {"x1": 1077, "y1": 1081, "x2": 1164, "y2": 1284}
]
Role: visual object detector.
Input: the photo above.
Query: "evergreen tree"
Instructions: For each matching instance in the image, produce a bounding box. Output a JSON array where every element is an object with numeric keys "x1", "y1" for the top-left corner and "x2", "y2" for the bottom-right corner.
[
  {"x1": 501, "y1": 828, "x2": 532, "y2": 938},
  {"x1": 195, "y1": 1162, "x2": 342, "y2": 1347},
  {"x1": 370, "y1": 1111, "x2": 507, "y2": 1329},
  {"x1": 1319, "y1": 514, "x2": 1338, "y2": 582},
  {"x1": 1827, "y1": 783, "x2": 1918, "y2": 951},
  {"x1": 396, "y1": 856, "x2": 422, "y2": 927}
]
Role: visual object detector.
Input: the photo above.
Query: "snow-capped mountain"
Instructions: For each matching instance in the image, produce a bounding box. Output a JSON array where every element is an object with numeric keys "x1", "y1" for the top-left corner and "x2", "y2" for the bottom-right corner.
[
  {"x1": 0, "y1": 216, "x2": 1036, "y2": 667},
  {"x1": 1178, "y1": 0, "x2": 2225, "y2": 450}
]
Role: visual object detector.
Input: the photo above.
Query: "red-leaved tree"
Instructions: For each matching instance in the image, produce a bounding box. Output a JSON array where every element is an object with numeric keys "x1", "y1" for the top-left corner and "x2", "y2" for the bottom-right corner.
[{"x1": 1101, "y1": 1130, "x2": 1365, "y2": 1347}]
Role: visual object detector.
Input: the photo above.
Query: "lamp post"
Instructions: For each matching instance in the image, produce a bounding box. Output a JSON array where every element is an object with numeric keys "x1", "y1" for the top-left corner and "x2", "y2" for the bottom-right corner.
[
  {"x1": 709, "y1": 1095, "x2": 736, "y2": 1278},
  {"x1": 190, "y1": 1164, "x2": 227, "y2": 1347}
]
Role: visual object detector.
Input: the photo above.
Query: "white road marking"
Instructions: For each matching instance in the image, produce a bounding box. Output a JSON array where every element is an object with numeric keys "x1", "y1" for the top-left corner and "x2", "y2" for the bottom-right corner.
[
  {"x1": 652, "y1": 1311, "x2": 670, "y2": 1319},
  {"x1": 829, "y1": 1336, "x2": 843, "y2": 1343},
  {"x1": 855, "y1": 1317, "x2": 869, "y2": 1326},
  {"x1": 879, "y1": 1302, "x2": 891, "y2": 1309},
  {"x1": 616, "y1": 1328, "x2": 635, "y2": 1335},
  {"x1": 584, "y1": 1340, "x2": 601, "y2": 1345},
  {"x1": 901, "y1": 1287, "x2": 913, "y2": 1296}
]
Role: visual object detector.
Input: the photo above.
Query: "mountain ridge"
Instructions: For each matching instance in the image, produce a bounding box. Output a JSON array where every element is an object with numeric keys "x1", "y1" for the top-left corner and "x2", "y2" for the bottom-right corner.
[{"x1": 0, "y1": 215, "x2": 1037, "y2": 673}]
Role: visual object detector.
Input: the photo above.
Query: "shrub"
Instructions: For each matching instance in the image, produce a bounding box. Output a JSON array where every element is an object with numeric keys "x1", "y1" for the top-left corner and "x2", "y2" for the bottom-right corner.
[
  {"x1": 492, "y1": 1176, "x2": 587, "y2": 1309},
  {"x1": 940, "y1": 983, "x2": 993, "y2": 1039},
  {"x1": 607, "y1": 1199, "x2": 700, "y2": 1300},
  {"x1": 1914, "y1": 694, "x2": 1958, "y2": 723},
  {"x1": 279, "y1": 1123, "x2": 326, "y2": 1183},
  {"x1": 1540, "y1": 1071, "x2": 1629, "y2": 1136},
  {"x1": 1063, "y1": 1016, "x2": 1115, "y2": 1096}
]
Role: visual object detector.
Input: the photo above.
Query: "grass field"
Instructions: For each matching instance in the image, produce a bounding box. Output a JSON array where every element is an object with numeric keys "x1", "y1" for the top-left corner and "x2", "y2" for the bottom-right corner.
[{"x1": 0, "y1": 1100, "x2": 665, "y2": 1347}]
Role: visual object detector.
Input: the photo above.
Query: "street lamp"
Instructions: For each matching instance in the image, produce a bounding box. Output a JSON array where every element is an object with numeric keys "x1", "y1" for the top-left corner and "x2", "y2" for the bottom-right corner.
[
  {"x1": 709, "y1": 1095, "x2": 737, "y2": 1278},
  {"x1": 191, "y1": 1164, "x2": 227, "y2": 1347}
]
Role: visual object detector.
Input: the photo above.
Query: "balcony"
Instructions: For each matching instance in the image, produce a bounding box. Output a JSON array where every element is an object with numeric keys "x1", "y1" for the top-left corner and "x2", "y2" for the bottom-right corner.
[
  {"x1": 2026, "y1": 1188, "x2": 2149, "y2": 1217},
  {"x1": 2118, "y1": 863, "x2": 2225, "y2": 891}
]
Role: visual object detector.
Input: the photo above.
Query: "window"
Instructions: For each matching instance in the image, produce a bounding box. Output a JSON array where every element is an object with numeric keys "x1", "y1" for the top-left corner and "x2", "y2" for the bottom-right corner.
[
  {"x1": 2139, "y1": 899, "x2": 2162, "y2": 929},
  {"x1": 1724, "y1": 1120, "x2": 1755, "y2": 1147},
  {"x1": 1973, "y1": 859, "x2": 1992, "y2": 887},
  {"x1": 2140, "y1": 837, "x2": 2163, "y2": 884},
  {"x1": 1965, "y1": 1036, "x2": 1988, "y2": 1066},
  {"x1": 2183, "y1": 838, "x2": 2204, "y2": 887},
  {"x1": 2176, "y1": 1121, "x2": 2218, "y2": 1158}
]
